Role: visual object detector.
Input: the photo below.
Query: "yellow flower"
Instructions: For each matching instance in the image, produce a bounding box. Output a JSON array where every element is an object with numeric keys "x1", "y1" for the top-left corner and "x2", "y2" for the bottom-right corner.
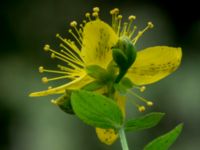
[{"x1": 29, "y1": 7, "x2": 182, "y2": 145}]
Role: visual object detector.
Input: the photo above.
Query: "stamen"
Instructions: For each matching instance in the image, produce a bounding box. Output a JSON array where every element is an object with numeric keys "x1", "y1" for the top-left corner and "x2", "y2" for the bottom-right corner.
[
  {"x1": 44, "y1": 43, "x2": 83, "y2": 67},
  {"x1": 132, "y1": 21, "x2": 154, "y2": 44},
  {"x1": 93, "y1": 7, "x2": 100, "y2": 12},
  {"x1": 138, "y1": 106, "x2": 146, "y2": 112},
  {"x1": 140, "y1": 86, "x2": 146, "y2": 92},
  {"x1": 133, "y1": 85, "x2": 146, "y2": 92},
  {"x1": 51, "y1": 99, "x2": 58, "y2": 105},
  {"x1": 128, "y1": 26, "x2": 137, "y2": 39},
  {"x1": 42, "y1": 75, "x2": 75, "y2": 84},
  {"x1": 48, "y1": 86, "x2": 52, "y2": 89},
  {"x1": 117, "y1": 15, "x2": 122, "y2": 36},
  {"x1": 128, "y1": 90, "x2": 154, "y2": 107},
  {"x1": 39, "y1": 66, "x2": 44, "y2": 73},
  {"x1": 121, "y1": 22, "x2": 128, "y2": 36},
  {"x1": 44, "y1": 44, "x2": 50, "y2": 51},
  {"x1": 56, "y1": 34, "x2": 80, "y2": 56},
  {"x1": 38, "y1": 66, "x2": 69, "y2": 75},
  {"x1": 57, "y1": 64, "x2": 82, "y2": 73},
  {"x1": 59, "y1": 43, "x2": 82, "y2": 62},
  {"x1": 127, "y1": 15, "x2": 136, "y2": 35},
  {"x1": 42, "y1": 77, "x2": 48, "y2": 83},
  {"x1": 129, "y1": 98, "x2": 146, "y2": 112},
  {"x1": 110, "y1": 8, "x2": 120, "y2": 32},
  {"x1": 92, "y1": 12, "x2": 99, "y2": 19},
  {"x1": 50, "y1": 52, "x2": 83, "y2": 70},
  {"x1": 68, "y1": 29, "x2": 82, "y2": 46},
  {"x1": 70, "y1": 21, "x2": 77, "y2": 27},
  {"x1": 85, "y1": 12, "x2": 91, "y2": 21}
]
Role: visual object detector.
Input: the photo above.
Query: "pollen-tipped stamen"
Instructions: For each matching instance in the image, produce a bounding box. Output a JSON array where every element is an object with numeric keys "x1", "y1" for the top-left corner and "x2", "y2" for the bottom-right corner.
[
  {"x1": 121, "y1": 22, "x2": 128, "y2": 36},
  {"x1": 56, "y1": 34, "x2": 82, "y2": 57},
  {"x1": 117, "y1": 15, "x2": 122, "y2": 36},
  {"x1": 70, "y1": 21, "x2": 83, "y2": 41},
  {"x1": 92, "y1": 7, "x2": 100, "y2": 19},
  {"x1": 128, "y1": 90, "x2": 154, "y2": 107},
  {"x1": 68, "y1": 29, "x2": 82, "y2": 46},
  {"x1": 133, "y1": 85, "x2": 146, "y2": 92},
  {"x1": 110, "y1": 8, "x2": 120, "y2": 33},
  {"x1": 39, "y1": 66, "x2": 69, "y2": 75},
  {"x1": 41, "y1": 75, "x2": 75, "y2": 84},
  {"x1": 127, "y1": 15, "x2": 136, "y2": 35},
  {"x1": 129, "y1": 98, "x2": 146, "y2": 112},
  {"x1": 132, "y1": 21, "x2": 154, "y2": 44}
]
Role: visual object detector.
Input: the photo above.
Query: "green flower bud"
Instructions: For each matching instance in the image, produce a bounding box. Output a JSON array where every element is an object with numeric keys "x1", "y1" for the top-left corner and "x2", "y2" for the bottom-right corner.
[{"x1": 112, "y1": 37, "x2": 137, "y2": 83}]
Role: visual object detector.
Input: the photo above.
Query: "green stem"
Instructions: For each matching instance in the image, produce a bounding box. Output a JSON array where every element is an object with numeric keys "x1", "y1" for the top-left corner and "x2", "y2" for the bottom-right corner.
[{"x1": 119, "y1": 128, "x2": 129, "y2": 150}]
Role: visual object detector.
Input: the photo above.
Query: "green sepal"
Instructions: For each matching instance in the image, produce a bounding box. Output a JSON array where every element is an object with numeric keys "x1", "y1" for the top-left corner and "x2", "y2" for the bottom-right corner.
[
  {"x1": 86, "y1": 65, "x2": 113, "y2": 83},
  {"x1": 125, "y1": 112, "x2": 165, "y2": 132},
  {"x1": 53, "y1": 91, "x2": 74, "y2": 114},
  {"x1": 144, "y1": 123, "x2": 183, "y2": 150},
  {"x1": 71, "y1": 90, "x2": 124, "y2": 129},
  {"x1": 114, "y1": 77, "x2": 134, "y2": 95},
  {"x1": 82, "y1": 80, "x2": 104, "y2": 91}
]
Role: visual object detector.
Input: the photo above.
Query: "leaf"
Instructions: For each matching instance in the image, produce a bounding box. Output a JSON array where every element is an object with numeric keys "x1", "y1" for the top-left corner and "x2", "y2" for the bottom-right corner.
[
  {"x1": 144, "y1": 123, "x2": 183, "y2": 150},
  {"x1": 71, "y1": 90, "x2": 124, "y2": 129},
  {"x1": 125, "y1": 112, "x2": 165, "y2": 132}
]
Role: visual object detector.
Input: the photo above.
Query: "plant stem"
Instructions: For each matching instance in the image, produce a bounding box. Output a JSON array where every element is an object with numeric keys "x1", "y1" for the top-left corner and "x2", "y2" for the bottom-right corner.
[{"x1": 119, "y1": 128, "x2": 129, "y2": 150}]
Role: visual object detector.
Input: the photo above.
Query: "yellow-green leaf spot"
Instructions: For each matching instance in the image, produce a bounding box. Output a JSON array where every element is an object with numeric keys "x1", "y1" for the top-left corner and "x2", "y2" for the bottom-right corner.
[
  {"x1": 144, "y1": 123, "x2": 183, "y2": 150},
  {"x1": 71, "y1": 90, "x2": 124, "y2": 129}
]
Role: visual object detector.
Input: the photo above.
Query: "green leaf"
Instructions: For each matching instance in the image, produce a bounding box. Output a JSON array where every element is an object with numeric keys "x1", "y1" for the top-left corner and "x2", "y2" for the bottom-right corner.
[
  {"x1": 144, "y1": 123, "x2": 183, "y2": 150},
  {"x1": 125, "y1": 112, "x2": 165, "y2": 132},
  {"x1": 71, "y1": 90, "x2": 124, "y2": 129}
]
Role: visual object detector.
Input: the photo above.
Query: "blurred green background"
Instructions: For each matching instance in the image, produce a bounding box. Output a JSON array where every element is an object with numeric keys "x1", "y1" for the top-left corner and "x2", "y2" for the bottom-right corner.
[{"x1": 0, "y1": 0, "x2": 199, "y2": 150}]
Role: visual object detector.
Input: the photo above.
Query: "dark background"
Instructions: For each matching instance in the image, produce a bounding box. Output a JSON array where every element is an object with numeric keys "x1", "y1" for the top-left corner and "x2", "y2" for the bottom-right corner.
[{"x1": 1, "y1": 0, "x2": 200, "y2": 150}]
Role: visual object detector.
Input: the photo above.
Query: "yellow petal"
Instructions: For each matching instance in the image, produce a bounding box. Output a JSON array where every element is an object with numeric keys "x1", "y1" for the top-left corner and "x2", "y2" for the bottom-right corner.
[
  {"x1": 81, "y1": 20, "x2": 118, "y2": 68},
  {"x1": 29, "y1": 75, "x2": 93, "y2": 97},
  {"x1": 126, "y1": 46, "x2": 182, "y2": 85},
  {"x1": 96, "y1": 128, "x2": 118, "y2": 145},
  {"x1": 95, "y1": 92, "x2": 126, "y2": 145}
]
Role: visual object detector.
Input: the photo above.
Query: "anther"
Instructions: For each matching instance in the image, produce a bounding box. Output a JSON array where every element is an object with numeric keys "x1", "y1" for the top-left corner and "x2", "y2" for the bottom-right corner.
[
  {"x1": 56, "y1": 33, "x2": 60, "y2": 38},
  {"x1": 118, "y1": 15, "x2": 122, "y2": 19},
  {"x1": 42, "y1": 77, "x2": 48, "y2": 83},
  {"x1": 148, "y1": 22, "x2": 154, "y2": 28},
  {"x1": 44, "y1": 44, "x2": 50, "y2": 51},
  {"x1": 51, "y1": 99, "x2": 58, "y2": 105},
  {"x1": 138, "y1": 106, "x2": 146, "y2": 112},
  {"x1": 113, "y1": 8, "x2": 119, "y2": 14},
  {"x1": 70, "y1": 21, "x2": 77, "y2": 27},
  {"x1": 48, "y1": 86, "x2": 52, "y2": 90},
  {"x1": 147, "y1": 101, "x2": 154, "y2": 107},
  {"x1": 85, "y1": 12, "x2": 90, "y2": 17},
  {"x1": 39, "y1": 66, "x2": 44, "y2": 73},
  {"x1": 128, "y1": 15, "x2": 136, "y2": 21},
  {"x1": 92, "y1": 12, "x2": 99, "y2": 18},
  {"x1": 140, "y1": 86, "x2": 146, "y2": 92},
  {"x1": 51, "y1": 53, "x2": 56, "y2": 59},
  {"x1": 93, "y1": 7, "x2": 100, "y2": 12}
]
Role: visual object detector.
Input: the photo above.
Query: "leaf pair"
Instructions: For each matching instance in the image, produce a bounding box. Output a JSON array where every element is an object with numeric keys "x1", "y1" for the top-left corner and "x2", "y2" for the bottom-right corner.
[{"x1": 71, "y1": 90, "x2": 183, "y2": 150}]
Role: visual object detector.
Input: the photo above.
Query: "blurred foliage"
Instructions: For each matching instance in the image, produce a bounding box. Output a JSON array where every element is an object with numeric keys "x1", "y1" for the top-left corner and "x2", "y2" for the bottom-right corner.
[{"x1": 0, "y1": 0, "x2": 199, "y2": 150}]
